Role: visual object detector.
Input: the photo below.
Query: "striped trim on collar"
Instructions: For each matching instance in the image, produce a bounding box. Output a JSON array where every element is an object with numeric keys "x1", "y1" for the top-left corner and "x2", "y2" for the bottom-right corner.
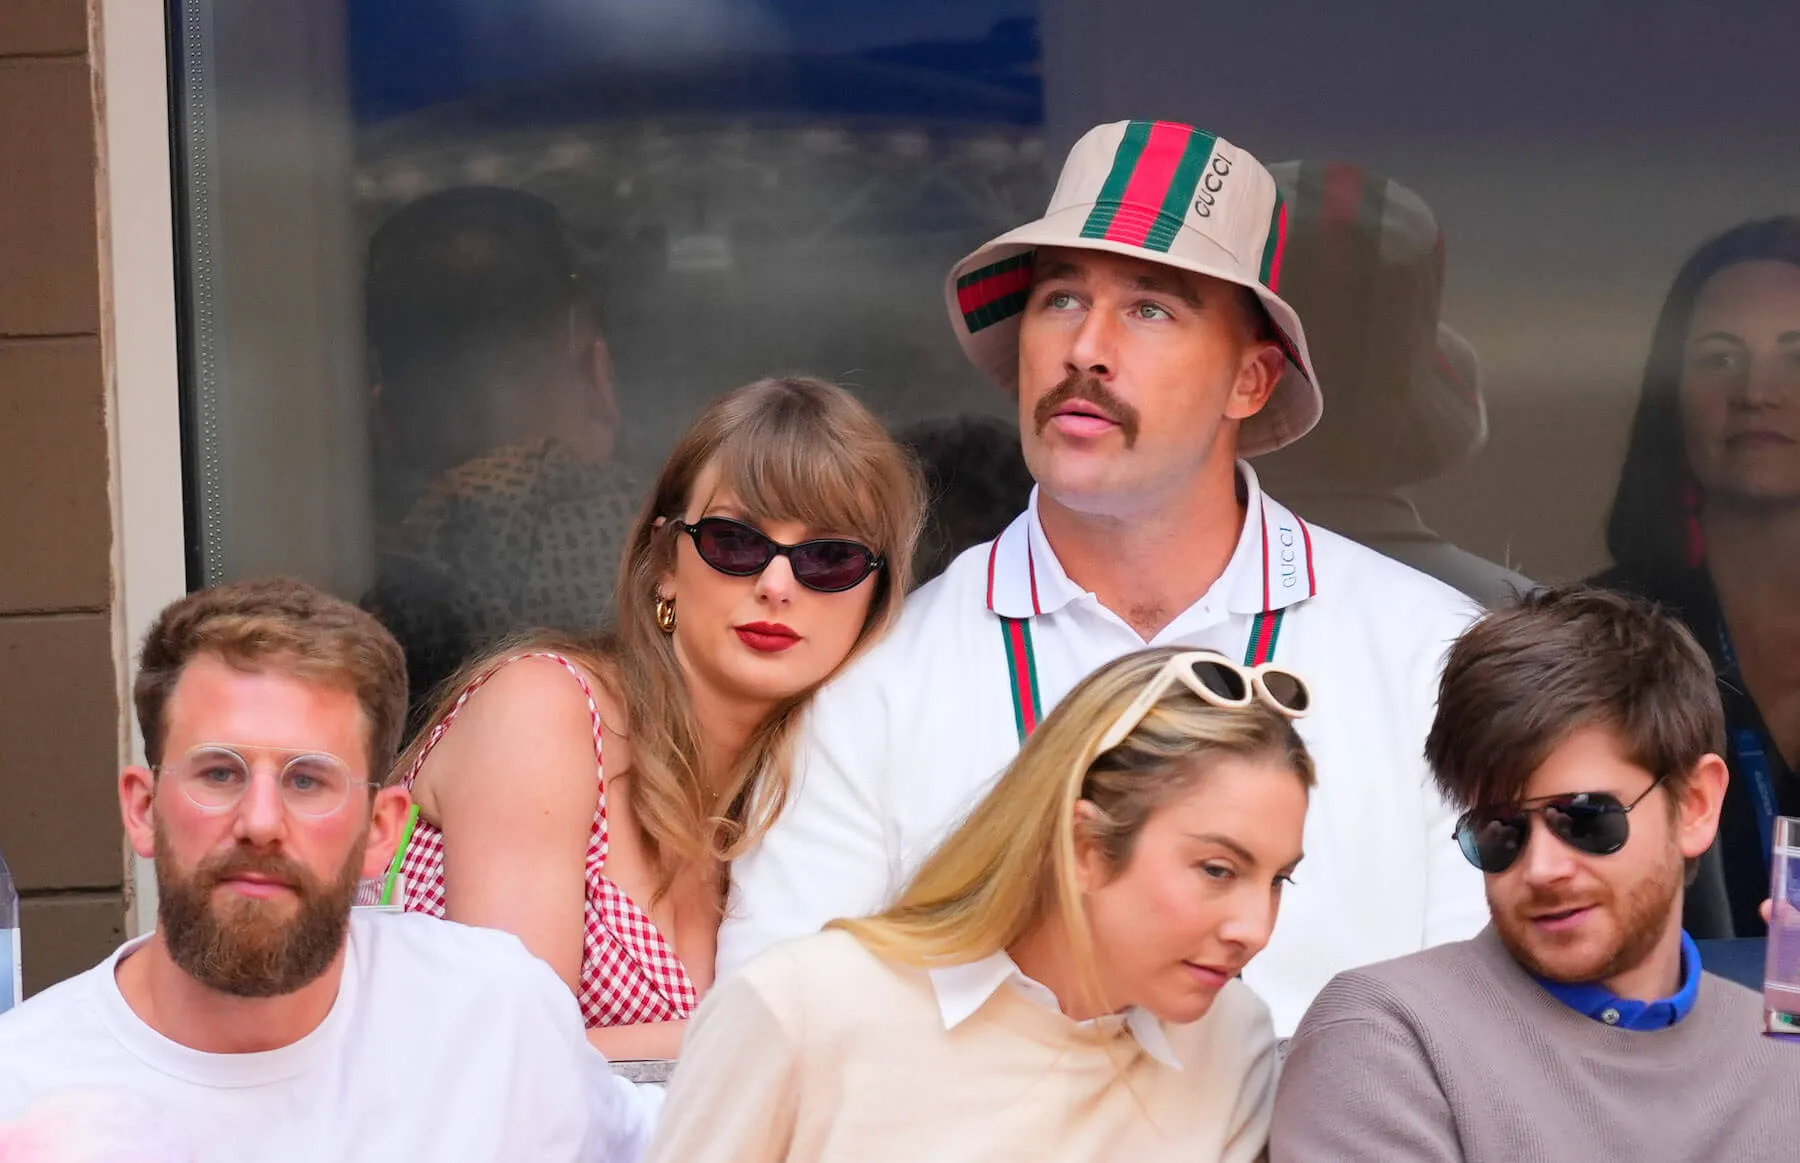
[{"x1": 984, "y1": 464, "x2": 1319, "y2": 620}]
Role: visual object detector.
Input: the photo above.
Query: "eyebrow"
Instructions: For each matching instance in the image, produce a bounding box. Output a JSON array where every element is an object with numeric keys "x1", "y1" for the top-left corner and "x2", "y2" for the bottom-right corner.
[
  {"x1": 699, "y1": 503, "x2": 753, "y2": 524},
  {"x1": 1186, "y1": 832, "x2": 1258, "y2": 865},
  {"x1": 1131, "y1": 273, "x2": 1203, "y2": 308},
  {"x1": 1782, "y1": 331, "x2": 1800, "y2": 345},
  {"x1": 1691, "y1": 331, "x2": 1747, "y2": 347},
  {"x1": 1034, "y1": 257, "x2": 1086, "y2": 284}
]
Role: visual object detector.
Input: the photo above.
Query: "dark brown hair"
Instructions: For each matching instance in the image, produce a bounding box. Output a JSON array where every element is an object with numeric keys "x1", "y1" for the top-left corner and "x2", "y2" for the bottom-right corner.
[
  {"x1": 1604, "y1": 215, "x2": 1800, "y2": 587},
  {"x1": 1424, "y1": 586, "x2": 1723, "y2": 811},
  {"x1": 136, "y1": 577, "x2": 409, "y2": 776}
]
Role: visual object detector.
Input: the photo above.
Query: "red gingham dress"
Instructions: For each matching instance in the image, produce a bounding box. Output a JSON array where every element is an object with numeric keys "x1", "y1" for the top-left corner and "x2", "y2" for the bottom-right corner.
[{"x1": 395, "y1": 651, "x2": 699, "y2": 1027}]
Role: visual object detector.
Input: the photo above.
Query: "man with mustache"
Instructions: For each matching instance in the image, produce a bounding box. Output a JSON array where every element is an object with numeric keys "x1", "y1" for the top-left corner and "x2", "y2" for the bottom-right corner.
[
  {"x1": 1272, "y1": 587, "x2": 1800, "y2": 1161},
  {"x1": 0, "y1": 579, "x2": 650, "y2": 1162},
  {"x1": 720, "y1": 122, "x2": 1486, "y2": 1036}
]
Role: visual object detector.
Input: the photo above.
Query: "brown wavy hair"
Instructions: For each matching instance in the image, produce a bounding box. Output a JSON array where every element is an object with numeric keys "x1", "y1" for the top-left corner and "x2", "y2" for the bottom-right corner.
[{"x1": 396, "y1": 377, "x2": 924, "y2": 902}]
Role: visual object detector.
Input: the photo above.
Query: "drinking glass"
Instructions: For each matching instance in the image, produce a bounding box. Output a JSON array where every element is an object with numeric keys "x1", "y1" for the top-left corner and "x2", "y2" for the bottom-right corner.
[{"x1": 1763, "y1": 817, "x2": 1800, "y2": 1036}]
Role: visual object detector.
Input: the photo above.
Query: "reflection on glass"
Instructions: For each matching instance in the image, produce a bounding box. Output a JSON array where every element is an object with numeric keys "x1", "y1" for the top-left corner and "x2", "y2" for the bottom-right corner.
[
  {"x1": 361, "y1": 186, "x2": 639, "y2": 721},
  {"x1": 1254, "y1": 161, "x2": 1532, "y2": 607},
  {"x1": 900, "y1": 414, "x2": 1034, "y2": 585},
  {"x1": 1595, "y1": 215, "x2": 1800, "y2": 938},
  {"x1": 346, "y1": 4, "x2": 1045, "y2": 719}
]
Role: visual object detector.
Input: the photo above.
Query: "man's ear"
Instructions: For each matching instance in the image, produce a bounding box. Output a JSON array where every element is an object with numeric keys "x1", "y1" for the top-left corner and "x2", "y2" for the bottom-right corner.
[
  {"x1": 587, "y1": 336, "x2": 621, "y2": 433},
  {"x1": 360, "y1": 785, "x2": 414, "y2": 880},
  {"x1": 1675, "y1": 753, "x2": 1729, "y2": 862},
  {"x1": 1223, "y1": 342, "x2": 1285, "y2": 423},
  {"x1": 121, "y1": 765, "x2": 158, "y2": 860}
]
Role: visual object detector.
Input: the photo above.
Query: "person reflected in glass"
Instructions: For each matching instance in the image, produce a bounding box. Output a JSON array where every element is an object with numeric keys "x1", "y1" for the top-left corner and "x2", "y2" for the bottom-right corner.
[
  {"x1": 647, "y1": 647, "x2": 1312, "y2": 1163},
  {"x1": 1594, "y1": 215, "x2": 1800, "y2": 936},
  {"x1": 361, "y1": 186, "x2": 640, "y2": 725},
  {"x1": 1254, "y1": 161, "x2": 1533, "y2": 608},
  {"x1": 899, "y1": 414, "x2": 1036, "y2": 587},
  {"x1": 387, "y1": 377, "x2": 924, "y2": 1061}
]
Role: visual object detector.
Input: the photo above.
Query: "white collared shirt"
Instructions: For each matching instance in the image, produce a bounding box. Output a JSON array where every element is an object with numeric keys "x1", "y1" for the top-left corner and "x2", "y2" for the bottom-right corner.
[
  {"x1": 928, "y1": 951, "x2": 1183, "y2": 1070},
  {"x1": 720, "y1": 462, "x2": 1488, "y2": 1034}
]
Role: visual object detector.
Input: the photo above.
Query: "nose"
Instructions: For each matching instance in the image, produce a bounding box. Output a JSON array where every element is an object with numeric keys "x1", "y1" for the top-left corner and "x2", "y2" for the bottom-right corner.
[
  {"x1": 1215, "y1": 885, "x2": 1281, "y2": 955},
  {"x1": 231, "y1": 764, "x2": 290, "y2": 846},
  {"x1": 1737, "y1": 353, "x2": 1794, "y2": 408},
  {"x1": 1066, "y1": 301, "x2": 1118, "y2": 379},
  {"x1": 753, "y1": 552, "x2": 799, "y2": 604},
  {"x1": 1516, "y1": 816, "x2": 1579, "y2": 888}
]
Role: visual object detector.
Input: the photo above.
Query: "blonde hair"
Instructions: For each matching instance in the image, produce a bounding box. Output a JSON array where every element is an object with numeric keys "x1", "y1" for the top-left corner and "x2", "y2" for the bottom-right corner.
[
  {"x1": 398, "y1": 376, "x2": 925, "y2": 901},
  {"x1": 833, "y1": 646, "x2": 1314, "y2": 1014}
]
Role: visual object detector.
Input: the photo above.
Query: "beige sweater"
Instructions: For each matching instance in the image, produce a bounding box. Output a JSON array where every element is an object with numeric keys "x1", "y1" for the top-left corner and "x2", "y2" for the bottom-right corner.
[{"x1": 645, "y1": 930, "x2": 1278, "y2": 1163}]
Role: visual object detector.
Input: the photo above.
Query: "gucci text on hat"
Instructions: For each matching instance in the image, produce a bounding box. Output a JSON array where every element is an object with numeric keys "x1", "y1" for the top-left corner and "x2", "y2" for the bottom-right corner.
[{"x1": 945, "y1": 120, "x2": 1324, "y2": 457}]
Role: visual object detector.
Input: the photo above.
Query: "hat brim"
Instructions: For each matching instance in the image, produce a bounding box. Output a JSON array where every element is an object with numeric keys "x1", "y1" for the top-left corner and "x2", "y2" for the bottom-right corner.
[
  {"x1": 946, "y1": 204, "x2": 1324, "y2": 458},
  {"x1": 1423, "y1": 323, "x2": 1488, "y2": 465}
]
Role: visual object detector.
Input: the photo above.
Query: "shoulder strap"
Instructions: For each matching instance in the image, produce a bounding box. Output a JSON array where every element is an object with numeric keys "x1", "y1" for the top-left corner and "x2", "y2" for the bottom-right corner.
[{"x1": 389, "y1": 650, "x2": 607, "y2": 895}]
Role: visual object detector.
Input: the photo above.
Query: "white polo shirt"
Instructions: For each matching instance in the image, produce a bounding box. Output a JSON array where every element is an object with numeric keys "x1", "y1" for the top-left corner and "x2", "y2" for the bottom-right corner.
[{"x1": 720, "y1": 463, "x2": 1487, "y2": 1034}]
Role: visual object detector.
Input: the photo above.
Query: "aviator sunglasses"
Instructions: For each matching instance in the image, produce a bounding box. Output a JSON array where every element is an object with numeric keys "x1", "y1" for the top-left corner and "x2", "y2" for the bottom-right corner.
[
  {"x1": 1097, "y1": 650, "x2": 1311, "y2": 753},
  {"x1": 1452, "y1": 775, "x2": 1668, "y2": 874},
  {"x1": 679, "y1": 516, "x2": 884, "y2": 594}
]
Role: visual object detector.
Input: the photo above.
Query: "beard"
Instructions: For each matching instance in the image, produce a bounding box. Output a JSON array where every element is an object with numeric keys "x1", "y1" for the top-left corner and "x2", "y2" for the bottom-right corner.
[
  {"x1": 1492, "y1": 846, "x2": 1684, "y2": 986},
  {"x1": 154, "y1": 819, "x2": 365, "y2": 998}
]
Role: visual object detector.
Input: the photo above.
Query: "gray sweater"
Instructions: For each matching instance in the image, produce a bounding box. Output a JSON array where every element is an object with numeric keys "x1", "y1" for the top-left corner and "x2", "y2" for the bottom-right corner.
[{"x1": 1270, "y1": 926, "x2": 1800, "y2": 1162}]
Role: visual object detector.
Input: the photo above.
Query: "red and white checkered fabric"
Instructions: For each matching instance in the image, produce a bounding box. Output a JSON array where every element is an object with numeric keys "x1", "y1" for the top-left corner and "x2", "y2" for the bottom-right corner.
[{"x1": 396, "y1": 651, "x2": 699, "y2": 1027}]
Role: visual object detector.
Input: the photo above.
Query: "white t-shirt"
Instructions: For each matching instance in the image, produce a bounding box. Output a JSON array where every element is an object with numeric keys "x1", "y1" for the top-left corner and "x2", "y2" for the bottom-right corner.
[
  {"x1": 721, "y1": 464, "x2": 1487, "y2": 1035},
  {"x1": 0, "y1": 911, "x2": 653, "y2": 1163}
]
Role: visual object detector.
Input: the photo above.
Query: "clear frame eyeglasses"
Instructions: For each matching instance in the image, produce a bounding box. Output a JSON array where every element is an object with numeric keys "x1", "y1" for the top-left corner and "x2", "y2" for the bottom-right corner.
[{"x1": 157, "y1": 743, "x2": 372, "y2": 819}]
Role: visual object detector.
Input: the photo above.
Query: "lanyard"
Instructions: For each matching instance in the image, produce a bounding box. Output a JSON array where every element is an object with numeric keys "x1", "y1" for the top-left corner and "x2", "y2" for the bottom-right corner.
[
  {"x1": 1000, "y1": 608, "x2": 1286, "y2": 745},
  {"x1": 1716, "y1": 619, "x2": 1781, "y2": 869}
]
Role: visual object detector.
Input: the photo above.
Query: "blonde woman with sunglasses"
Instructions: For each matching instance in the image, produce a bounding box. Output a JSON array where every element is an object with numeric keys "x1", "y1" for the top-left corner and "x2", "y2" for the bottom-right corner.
[{"x1": 646, "y1": 646, "x2": 1313, "y2": 1163}]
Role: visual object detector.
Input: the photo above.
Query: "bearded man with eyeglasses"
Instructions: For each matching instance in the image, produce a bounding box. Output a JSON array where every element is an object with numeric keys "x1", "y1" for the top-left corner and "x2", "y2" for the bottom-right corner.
[
  {"x1": 1272, "y1": 586, "x2": 1800, "y2": 1162},
  {"x1": 0, "y1": 579, "x2": 651, "y2": 1163}
]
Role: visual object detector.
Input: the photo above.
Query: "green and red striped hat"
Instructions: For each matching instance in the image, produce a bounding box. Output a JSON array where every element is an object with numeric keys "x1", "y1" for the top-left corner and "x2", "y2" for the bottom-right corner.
[{"x1": 946, "y1": 120, "x2": 1322, "y2": 457}]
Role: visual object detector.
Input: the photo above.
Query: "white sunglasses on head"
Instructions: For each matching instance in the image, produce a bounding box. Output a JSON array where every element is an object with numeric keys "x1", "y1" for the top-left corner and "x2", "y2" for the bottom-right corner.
[{"x1": 1096, "y1": 650, "x2": 1311, "y2": 754}]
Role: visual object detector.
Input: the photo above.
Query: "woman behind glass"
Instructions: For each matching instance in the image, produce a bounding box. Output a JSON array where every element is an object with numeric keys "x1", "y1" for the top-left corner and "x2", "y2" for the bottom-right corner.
[
  {"x1": 647, "y1": 646, "x2": 1313, "y2": 1163},
  {"x1": 1596, "y1": 215, "x2": 1800, "y2": 937},
  {"x1": 387, "y1": 376, "x2": 924, "y2": 1060}
]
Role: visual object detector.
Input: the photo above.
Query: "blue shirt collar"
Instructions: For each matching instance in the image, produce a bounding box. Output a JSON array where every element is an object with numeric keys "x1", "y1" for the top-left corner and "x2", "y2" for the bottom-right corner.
[{"x1": 1535, "y1": 931, "x2": 1703, "y2": 1030}]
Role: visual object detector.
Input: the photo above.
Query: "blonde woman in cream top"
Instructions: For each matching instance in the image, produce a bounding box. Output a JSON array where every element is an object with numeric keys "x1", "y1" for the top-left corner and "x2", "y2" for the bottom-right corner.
[{"x1": 648, "y1": 645, "x2": 1314, "y2": 1162}]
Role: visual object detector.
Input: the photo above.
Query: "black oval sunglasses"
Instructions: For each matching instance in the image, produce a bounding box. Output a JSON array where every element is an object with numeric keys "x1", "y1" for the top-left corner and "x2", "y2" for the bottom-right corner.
[{"x1": 679, "y1": 517, "x2": 884, "y2": 594}]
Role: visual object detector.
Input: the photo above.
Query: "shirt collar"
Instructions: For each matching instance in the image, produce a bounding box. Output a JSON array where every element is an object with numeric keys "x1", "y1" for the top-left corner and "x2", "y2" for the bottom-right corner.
[
  {"x1": 1268, "y1": 488, "x2": 1437, "y2": 544},
  {"x1": 927, "y1": 950, "x2": 1184, "y2": 1070},
  {"x1": 1535, "y1": 930, "x2": 1704, "y2": 1030},
  {"x1": 984, "y1": 461, "x2": 1319, "y2": 620}
]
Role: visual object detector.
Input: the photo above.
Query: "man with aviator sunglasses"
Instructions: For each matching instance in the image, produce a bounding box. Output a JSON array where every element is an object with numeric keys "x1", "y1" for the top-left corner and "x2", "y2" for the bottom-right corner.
[{"x1": 1272, "y1": 588, "x2": 1800, "y2": 1162}]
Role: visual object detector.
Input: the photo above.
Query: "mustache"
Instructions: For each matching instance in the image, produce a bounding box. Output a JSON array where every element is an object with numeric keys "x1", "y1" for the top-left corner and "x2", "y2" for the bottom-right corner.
[
  {"x1": 1032, "y1": 372, "x2": 1141, "y2": 447},
  {"x1": 192, "y1": 845, "x2": 314, "y2": 893}
]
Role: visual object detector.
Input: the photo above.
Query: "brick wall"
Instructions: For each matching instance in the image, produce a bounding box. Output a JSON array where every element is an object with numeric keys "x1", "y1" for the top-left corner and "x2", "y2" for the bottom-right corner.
[{"x1": 0, "y1": 0, "x2": 128, "y2": 993}]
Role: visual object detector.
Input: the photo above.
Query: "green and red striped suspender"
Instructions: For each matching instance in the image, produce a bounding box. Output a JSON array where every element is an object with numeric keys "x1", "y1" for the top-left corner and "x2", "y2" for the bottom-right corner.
[{"x1": 1000, "y1": 609, "x2": 1285, "y2": 745}]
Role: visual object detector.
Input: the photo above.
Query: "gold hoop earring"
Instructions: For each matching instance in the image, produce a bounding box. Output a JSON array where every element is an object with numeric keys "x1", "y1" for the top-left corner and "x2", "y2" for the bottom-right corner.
[{"x1": 654, "y1": 595, "x2": 677, "y2": 634}]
